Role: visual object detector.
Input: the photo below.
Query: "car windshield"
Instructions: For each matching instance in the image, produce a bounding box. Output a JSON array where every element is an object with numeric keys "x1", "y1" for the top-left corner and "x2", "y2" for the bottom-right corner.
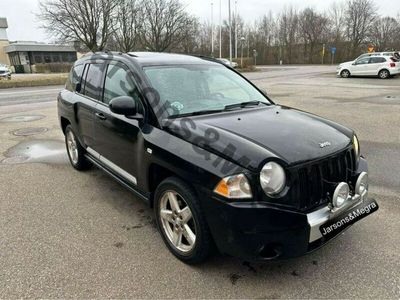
[{"x1": 143, "y1": 64, "x2": 270, "y2": 118}]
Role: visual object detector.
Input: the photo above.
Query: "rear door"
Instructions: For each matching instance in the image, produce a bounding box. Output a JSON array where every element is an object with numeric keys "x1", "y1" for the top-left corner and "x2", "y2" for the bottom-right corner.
[
  {"x1": 91, "y1": 61, "x2": 145, "y2": 188},
  {"x1": 367, "y1": 57, "x2": 385, "y2": 75}
]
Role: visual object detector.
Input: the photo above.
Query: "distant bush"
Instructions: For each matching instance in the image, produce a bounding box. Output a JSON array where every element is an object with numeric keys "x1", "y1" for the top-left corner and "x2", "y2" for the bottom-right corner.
[
  {"x1": 0, "y1": 74, "x2": 68, "y2": 89},
  {"x1": 233, "y1": 57, "x2": 256, "y2": 69},
  {"x1": 33, "y1": 63, "x2": 73, "y2": 73}
]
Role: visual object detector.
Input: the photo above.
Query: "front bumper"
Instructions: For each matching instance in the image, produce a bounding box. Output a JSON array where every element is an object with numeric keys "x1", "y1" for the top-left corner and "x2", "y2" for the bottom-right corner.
[
  {"x1": 0, "y1": 73, "x2": 11, "y2": 79},
  {"x1": 202, "y1": 158, "x2": 377, "y2": 261}
]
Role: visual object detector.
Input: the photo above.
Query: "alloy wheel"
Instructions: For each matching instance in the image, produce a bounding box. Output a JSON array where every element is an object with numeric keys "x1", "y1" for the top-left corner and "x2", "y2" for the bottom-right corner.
[
  {"x1": 66, "y1": 130, "x2": 79, "y2": 164},
  {"x1": 379, "y1": 70, "x2": 389, "y2": 79},
  {"x1": 159, "y1": 190, "x2": 197, "y2": 253}
]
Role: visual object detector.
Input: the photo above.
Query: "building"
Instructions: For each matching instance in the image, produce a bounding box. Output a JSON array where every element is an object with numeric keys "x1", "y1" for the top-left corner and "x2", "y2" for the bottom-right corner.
[
  {"x1": 5, "y1": 41, "x2": 78, "y2": 73},
  {"x1": 0, "y1": 18, "x2": 10, "y2": 65},
  {"x1": 0, "y1": 17, "x2": 77, "y2": 73}
]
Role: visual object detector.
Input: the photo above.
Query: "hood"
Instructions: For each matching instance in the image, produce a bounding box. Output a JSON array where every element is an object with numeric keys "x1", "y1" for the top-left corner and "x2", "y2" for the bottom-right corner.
[
  {"x1": 164, "y1": 106, "x2": 353, "y2": 172},
  {"x1": 340, "y1": 60, "x2": 355, "y2": 66}
]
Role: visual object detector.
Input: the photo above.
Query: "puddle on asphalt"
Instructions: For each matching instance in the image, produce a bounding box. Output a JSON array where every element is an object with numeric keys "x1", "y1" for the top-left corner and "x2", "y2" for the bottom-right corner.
[
  {"x1": 2, "y1": 140, "x2": 69, "y2": 165},
  {"x1": 0, "y1": 115, "x2": 45, "y2": 123},
  {"x1": 11, "y1": 127, "x2": 48, "y2": 136}
]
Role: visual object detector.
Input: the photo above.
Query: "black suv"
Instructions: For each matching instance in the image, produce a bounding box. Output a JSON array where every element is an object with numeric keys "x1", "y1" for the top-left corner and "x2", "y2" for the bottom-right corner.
[{"x1": 58, "y1": 52, "x2": 378, "y2": 264}]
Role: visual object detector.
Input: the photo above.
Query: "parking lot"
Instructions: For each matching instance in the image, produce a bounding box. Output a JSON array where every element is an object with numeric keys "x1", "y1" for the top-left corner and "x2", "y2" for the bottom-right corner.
[{"x1": 0, "y1": 65, "x2": 399, "y2": 298}]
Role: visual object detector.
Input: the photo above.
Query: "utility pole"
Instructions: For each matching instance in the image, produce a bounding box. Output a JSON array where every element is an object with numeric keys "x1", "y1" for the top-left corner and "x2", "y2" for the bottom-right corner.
[
  {"x1": 228, "y1": 0, "x2": 232, "y2": 65},
  {"x1": 219, "y1": 0, "x2": 222, "y2": 58},
  {"x1": 211, "y1": 2, "x2": 214, "y2": 57},
  {"x1": 322, "y1": 43, "x2": 325, "y2": 65},
  {"x1": 234, "y1": 0, "x2": 238, "y2": 59},
  {"x1": 240, "y1": 36, "x2": 245, "y2": 68}
]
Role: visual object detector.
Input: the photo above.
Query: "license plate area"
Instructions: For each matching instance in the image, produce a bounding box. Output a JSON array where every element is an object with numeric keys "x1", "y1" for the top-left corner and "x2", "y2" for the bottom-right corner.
[{"x1": 319, "y1": 198, "x2": 379, "y2": 239}]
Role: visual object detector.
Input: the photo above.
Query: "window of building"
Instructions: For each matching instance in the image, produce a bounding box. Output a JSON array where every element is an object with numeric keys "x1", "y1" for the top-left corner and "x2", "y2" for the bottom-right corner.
[
  {"x1": 44, "y1": 54, "x2": 51, "y2": 63},
  {"x1": 52, "y1": 54, "x2": 60, "y2": 62}
]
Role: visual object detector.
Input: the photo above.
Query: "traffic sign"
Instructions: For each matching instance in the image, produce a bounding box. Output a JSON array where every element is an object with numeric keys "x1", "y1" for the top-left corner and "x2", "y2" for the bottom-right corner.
[{"x1": 331, "y1": 47, "x2": 336, "y2": 54}]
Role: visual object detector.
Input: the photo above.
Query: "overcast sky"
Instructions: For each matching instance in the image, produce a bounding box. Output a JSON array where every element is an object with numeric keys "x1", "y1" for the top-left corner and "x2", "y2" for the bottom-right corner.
[{"x1": 1, "y1": 0, "x2": 399, "y2": 42}]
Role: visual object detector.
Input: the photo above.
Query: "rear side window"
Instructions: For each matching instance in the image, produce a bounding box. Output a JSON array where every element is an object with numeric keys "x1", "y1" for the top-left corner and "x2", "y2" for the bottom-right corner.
[
  {"x1": 82, "y1": 63, "x2": 104, "y2": 100},
  {"x1": 370, "y1": 57, "x2": 386, "y2": 63},
  {"x1": 66, "y1": 64, "x2": 84, "y2": 92}
]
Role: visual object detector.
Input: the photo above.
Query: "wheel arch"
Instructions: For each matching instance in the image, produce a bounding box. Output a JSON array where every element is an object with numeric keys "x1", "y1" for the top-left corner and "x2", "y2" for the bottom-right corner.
[
  {"x1": 60, "y1": 116, "x2": 71, "y2": 134},
  {"x1": 148, "y1": 163, "x2": 188, "y2": 207}
]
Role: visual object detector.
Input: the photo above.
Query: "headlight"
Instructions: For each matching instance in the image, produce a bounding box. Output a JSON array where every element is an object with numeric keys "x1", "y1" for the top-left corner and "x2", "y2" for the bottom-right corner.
[
  {"x1": 353, "y1": 135, "x2": 360, "y2": 160},
  {"x1": 260, "y1": 162, "x2": 286, "y2": 196},
  {"x1": 214, "y1": 173, "x2": 252, "y2": 199},
  {"x1": 332, "y1": 182, "x2": 350, "y2": 208}
]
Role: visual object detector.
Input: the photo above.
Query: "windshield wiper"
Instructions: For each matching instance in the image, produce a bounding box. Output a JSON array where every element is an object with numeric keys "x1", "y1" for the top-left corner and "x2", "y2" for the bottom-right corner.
[
  {"x1": 168, "y1": 109, "x2": 224, "y2": 119},
  {"x1": 224, "y1": 101, "x2": 266, "y2": 111}
]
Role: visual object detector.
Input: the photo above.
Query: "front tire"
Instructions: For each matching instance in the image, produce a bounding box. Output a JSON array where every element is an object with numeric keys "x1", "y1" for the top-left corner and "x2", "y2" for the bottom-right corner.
[
  {"x1": 340, "y1": 69, "x2": 350, "y2": 78},
  {"x1": 378, "y1": 69, "x2": 390, "y2": 79},
  {"x1": 65, "y1": 125, "x2": 90, "y2": 170},
  {"x1": 154, "y1": 177, "x2": 213, "y2": 264}
]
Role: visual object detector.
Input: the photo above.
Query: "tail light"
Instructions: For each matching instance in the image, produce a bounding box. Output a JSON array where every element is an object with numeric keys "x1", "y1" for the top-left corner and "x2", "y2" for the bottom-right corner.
[{"x1": 390, "y1": 62, "x2": 396, "y2": 67}]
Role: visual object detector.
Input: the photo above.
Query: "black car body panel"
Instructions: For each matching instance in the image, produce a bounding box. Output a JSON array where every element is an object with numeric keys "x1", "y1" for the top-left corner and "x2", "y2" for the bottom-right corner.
[
  {"x1": 166, "y1": 105, "x2": 353, "y2": 171},
  {"x1": 58, "y1": 51, "x2": 377, "y2": 261}
]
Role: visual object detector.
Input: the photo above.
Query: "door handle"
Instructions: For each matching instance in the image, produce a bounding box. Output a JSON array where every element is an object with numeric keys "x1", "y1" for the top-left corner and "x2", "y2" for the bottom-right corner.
[{"x1": 95, "y1": 112, "x2": 107, "y2": 121}]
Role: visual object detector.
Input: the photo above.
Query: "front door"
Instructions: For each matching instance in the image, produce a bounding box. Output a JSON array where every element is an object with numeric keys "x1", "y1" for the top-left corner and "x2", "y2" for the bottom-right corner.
[
  {"x1": 351, "y1": 57, "x2": 370, "y2": 75},
  {"x1": 91, "y1": 61, "x2": 145, "y2": 188}
]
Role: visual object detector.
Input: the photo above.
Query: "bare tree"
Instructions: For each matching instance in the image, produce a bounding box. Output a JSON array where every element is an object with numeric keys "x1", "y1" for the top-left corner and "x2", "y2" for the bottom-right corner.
[
  {"x1": 329, "y1": 1, "x2": 346, "y2": 44},
  {"x1": 369, "y1": 17, "x2": 399, "y2": 50},
  {"x1": 299, "y1": 8, "x2": 329, "y2": 63},
  {"x1": 114, "y1": 0, "x2": 142, "y2": 52},
  {"x1": 344, "y1": 0, "x2": 377, "y2": 56},
  {"x1": 278, "y1": 6, "x2": 299, "y2": 64},
  {"x1": 38, "y1": 0, "x2": 118, "y2": 52},
  {"x1": 255, "y1": 12, "x2": 276, "y2": 64},
  {"x1": 139, "y1": 0, "x2": 197, "y2": 52}
]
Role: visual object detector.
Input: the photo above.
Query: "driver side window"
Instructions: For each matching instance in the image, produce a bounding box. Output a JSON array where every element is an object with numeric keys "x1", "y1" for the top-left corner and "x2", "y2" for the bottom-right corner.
[
  {"x1": 355, "y1": 58, "x2": 370, "y2": 65},
  {"x1": 207, "y1": 71, "x2": 250, "y2": 101},
  {"x1": 103, "y1": 63, "x2": 143, "y2": 113}
]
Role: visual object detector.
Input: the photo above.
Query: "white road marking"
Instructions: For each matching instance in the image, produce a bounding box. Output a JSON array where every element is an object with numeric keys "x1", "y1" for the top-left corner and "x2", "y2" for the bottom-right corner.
[{"x1": 0, "y1": 88, "x2": 62, "y2": 96}]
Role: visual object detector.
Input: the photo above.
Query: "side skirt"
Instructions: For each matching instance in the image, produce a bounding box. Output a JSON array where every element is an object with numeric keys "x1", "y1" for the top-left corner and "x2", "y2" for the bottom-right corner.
[{"x1": 85, "y1": 154, "x2": 150, "y2": 204}]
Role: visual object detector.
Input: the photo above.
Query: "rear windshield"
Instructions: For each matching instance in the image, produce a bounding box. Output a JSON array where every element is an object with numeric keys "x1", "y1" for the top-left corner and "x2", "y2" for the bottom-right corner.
[{"x1": 390, "y1": 57, "x2": 399, "y2": 62}]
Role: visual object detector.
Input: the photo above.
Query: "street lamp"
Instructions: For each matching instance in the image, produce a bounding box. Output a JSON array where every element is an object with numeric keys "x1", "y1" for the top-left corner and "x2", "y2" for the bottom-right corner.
[
  {"x1": 240, "y1": 36, "x2": 245, "y2": 68},
  {"x1": 211, "y1": 1, "x2": 214, "y2": 57}
]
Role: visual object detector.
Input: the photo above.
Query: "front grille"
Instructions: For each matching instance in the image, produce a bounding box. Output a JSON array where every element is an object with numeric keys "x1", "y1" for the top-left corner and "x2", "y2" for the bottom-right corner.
[
  {"x1": 289, "y1": 148, "x2": 356, "y2": 211},
  {"x1": 0, "y1": 71, "x2": 6, "y2": 74}
]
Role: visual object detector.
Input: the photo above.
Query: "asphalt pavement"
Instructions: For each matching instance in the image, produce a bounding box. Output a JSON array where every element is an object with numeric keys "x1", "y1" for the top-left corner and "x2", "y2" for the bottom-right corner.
[{"x1": 0, "y1": 66, "x2": 399, "y2": 298}]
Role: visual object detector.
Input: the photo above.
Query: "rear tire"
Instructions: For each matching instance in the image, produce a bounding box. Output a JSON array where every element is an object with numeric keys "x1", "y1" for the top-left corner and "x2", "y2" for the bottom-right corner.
[
  {"x1": 154, "y1": 177, "x2": 213, "y2": 264},
  {"x1": 378, "y1": 69, "x2": 390, "y2": 79},
  {"x1": 65, "y1": 125, "x2": 90, "y2": 170},
  {"x1": 340, "y1": 69, "x2": 350, "y2": 78}
]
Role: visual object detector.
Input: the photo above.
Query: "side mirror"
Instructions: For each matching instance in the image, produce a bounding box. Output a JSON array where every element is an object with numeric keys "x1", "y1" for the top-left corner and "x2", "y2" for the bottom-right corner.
[{"x1": 109, "y1": 96, "x2": 142, "y2": 119}]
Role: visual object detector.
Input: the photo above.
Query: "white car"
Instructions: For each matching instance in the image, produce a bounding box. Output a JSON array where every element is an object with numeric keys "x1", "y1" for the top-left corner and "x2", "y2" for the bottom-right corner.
[
  {"x1": 0, "y1": 64, "x2": 11, "y2": 80},
  {"x1": 216, "y1": 58, "x2": 238, "y2": 68},
  {"x1": 337, "y1": 56, "x2": 400, "y2": 79},
  {"x1": 356, "y1": 51, "x2": 399, "y2": 60}
]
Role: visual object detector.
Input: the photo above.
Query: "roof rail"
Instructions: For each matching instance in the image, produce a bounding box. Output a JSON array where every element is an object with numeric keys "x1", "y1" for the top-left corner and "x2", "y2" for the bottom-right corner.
[{"x1": 190, "y1": 54, "x2": 225, "y2": 65}]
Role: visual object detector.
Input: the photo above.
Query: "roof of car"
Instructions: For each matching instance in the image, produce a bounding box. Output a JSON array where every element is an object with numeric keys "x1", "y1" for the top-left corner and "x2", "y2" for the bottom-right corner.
[
  {"x1": 78, "y1": 51, "x2": 222, "y2": 67},
  {"x1": 128, "y1": 52, "x2": 221, "y2": 66}
]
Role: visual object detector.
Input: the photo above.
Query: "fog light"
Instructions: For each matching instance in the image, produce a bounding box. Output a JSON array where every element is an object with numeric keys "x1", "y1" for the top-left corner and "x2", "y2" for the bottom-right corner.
[
  {"x1": 332, "y1": 182, "x2": 350, "y2": 208},
  {"x1": 356, "y1": 172, "x2": 368, "y2": 200}
]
